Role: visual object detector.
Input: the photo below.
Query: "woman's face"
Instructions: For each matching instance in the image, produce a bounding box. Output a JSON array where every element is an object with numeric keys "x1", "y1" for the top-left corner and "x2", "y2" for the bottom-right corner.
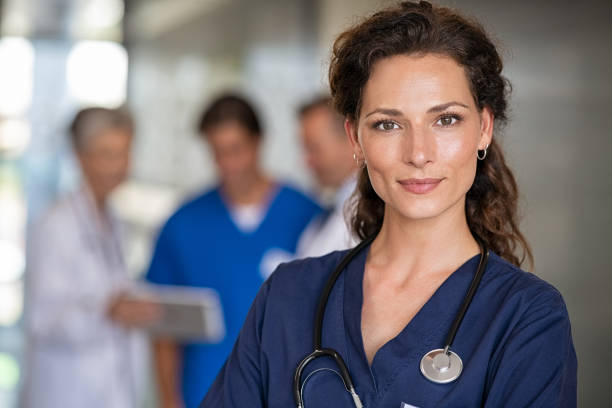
[{"x1": 346, "y1": 54, "x2": 493, "y2": 222}]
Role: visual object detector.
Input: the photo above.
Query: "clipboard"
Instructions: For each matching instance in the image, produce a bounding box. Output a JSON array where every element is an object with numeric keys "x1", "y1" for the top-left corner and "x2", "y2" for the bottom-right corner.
[{"x1": 126, "y1": 283, "x2": 226, "y2": 342}]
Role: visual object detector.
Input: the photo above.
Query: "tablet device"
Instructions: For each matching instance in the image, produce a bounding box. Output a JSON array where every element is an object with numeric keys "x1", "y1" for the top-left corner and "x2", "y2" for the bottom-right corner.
[{"x1": 126, "y1": 284, "x2": 225, "y2": 342}]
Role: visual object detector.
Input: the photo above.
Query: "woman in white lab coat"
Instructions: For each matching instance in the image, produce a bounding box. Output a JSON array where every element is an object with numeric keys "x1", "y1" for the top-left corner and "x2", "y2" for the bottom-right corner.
[{"x1": 23, "y1": 107, "x2": 155, "y2": 408}]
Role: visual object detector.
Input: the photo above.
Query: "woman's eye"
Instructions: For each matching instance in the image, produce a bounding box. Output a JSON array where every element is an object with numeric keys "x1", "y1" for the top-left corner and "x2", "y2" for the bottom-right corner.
[
  {"x1": 375, "y1": 121, "x2": 399, "y2": 131},
  {"x1": 437, "y1": 115, "x2": 458, "y2": 126}
]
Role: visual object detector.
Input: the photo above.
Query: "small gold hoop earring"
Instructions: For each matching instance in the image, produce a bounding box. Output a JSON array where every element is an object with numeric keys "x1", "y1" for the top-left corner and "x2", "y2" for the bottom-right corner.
[
  {"x1": 477, "y1": 144, "x2": 489, "y2": 161},
  {"x1": 353, "y1": 153, "x2": 365, "y2": 168}
]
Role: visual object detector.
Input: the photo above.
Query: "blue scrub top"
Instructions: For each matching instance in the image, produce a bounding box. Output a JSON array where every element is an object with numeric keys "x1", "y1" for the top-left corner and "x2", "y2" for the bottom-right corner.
[
  {"x1": 201, "y1": 245, "x2": 577, "y2": 407},
  {"x1": 146, "y1": 184, "x2": 321, "y2": 408}
]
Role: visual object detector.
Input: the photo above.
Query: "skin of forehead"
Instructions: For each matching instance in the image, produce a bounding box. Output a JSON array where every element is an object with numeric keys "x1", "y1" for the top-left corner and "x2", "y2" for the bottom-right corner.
[{"x1": 360, "y1": 54, "x2": 478, "y2": 125}]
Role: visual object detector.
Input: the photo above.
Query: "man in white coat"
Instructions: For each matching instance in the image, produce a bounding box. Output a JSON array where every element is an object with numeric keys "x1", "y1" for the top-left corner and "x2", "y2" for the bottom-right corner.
[
  {"x1": 296, "y1": 96, "x2": 358, "y2": 258},
  {"x1": 23, "y1": 107, "x2": 156, "y2": 408}
]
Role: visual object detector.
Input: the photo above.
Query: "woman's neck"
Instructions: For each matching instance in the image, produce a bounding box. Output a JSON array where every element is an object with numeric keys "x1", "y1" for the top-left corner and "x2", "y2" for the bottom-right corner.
[
  {"x1": 222, "y1": 170, "x2": 272, "y2": 206},
  {"x1": 368, "y1": 200, "x2": 479, "y2": 284}
]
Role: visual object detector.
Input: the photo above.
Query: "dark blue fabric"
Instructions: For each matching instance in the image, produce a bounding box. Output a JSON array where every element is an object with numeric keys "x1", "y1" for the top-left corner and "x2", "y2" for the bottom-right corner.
[
  {"x1": 200, "y1": 246, "x2": 577, "y2": 408},
  {"x1": 146, "y1": 185, "x2": 321, "y2": 408}
]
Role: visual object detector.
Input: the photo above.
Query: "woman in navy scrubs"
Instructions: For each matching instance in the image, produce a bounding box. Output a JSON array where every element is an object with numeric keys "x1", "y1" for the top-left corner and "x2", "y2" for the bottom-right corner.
[{"x1": 201, "y1": 2, "x2": 577, "y2": 407}]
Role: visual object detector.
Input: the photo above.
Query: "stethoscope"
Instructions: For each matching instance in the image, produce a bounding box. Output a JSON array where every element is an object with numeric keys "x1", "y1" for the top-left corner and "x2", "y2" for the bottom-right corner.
[{"x1": 293, "y1": 234, "x2": 490, "y2": 408}]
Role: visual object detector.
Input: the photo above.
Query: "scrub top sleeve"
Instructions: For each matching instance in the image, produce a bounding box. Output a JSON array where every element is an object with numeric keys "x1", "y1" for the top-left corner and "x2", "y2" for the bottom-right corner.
[
  {"x1": 484, "y1": 290, "x2": 577, "y2": 408},
  {"x1": 146, "y1": 220, "x2": 180, "y2": 285},
  {"x1": 199, "y1": 278, "x2": 272, "y2": 408}
]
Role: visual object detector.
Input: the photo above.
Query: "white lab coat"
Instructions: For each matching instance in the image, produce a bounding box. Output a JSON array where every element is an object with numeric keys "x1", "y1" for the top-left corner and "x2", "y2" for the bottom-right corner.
[
  {"x1": 22, "y1": 186, "x2": 136, "y2": 408},
  {"x1": 296, "y1": 177, "x2": 357, "y2": 258}
]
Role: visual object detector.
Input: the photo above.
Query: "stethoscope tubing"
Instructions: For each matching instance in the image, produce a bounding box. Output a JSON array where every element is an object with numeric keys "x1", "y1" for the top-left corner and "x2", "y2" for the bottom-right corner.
[
  {"x1": 294, "y1": 235, "x2": 375, "y2": 407},
  {"x1": 293, "y1": 348, "x2": 355, "y2": 406},
  {"x1": 442, "y1": 241, "x2": 489, "y2": 349},
  {"x1": 294, "y1": 234, "x2": 489, "y2": 408},
  {"x1": 313, "y1": 235, "x2": 376, "y2": 349}
]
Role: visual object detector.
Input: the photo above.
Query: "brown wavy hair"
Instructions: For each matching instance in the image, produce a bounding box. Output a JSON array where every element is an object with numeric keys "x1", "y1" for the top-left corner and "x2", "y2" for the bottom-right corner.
[{"x1": 329, "y1": 0, "x2": 533, "y2": 268}]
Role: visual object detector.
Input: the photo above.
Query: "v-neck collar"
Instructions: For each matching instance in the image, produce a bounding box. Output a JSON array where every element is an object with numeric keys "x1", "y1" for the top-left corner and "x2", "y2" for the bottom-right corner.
[
  {"x1": 342, "y1": 244, "x2": 482, "y2": 401},
  {"x1": 215, "y1": 184, "x2": 280, "y2": 236}
]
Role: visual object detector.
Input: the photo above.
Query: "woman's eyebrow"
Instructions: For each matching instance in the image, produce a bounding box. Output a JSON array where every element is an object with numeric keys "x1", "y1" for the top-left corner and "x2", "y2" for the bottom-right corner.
[
  {"x1": 364, "y1": 102, "x2": 469, "y2": 118},
  {"x1": 364, "y1": 108, "x2": 403, "y2": 118},
  {"x1": 427, "y1": 101, "x2": 469, "y2": 113}
]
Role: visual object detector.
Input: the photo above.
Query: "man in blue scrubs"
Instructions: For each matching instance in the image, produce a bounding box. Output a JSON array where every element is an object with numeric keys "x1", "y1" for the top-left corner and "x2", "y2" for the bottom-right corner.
[{"x1": 146, "y1": 94, "x2": 320, "y2": 408}]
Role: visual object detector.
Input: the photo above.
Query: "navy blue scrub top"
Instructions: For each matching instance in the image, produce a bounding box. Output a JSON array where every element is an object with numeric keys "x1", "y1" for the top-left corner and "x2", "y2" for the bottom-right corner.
[{"x1": 201, "y1": 246, "x2": 577, "y2": 407}]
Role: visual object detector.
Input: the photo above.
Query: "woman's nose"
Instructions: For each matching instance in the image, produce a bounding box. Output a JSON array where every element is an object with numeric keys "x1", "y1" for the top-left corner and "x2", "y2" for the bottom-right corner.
[{"x1": 403, "y1": 127, "x2": 434, "y2": 168}]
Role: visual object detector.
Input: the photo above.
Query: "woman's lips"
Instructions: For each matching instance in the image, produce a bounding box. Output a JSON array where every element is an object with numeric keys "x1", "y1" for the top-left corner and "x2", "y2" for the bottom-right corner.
[{"x1": 398, "y1": 178, "x2": 443, "y2": 194}]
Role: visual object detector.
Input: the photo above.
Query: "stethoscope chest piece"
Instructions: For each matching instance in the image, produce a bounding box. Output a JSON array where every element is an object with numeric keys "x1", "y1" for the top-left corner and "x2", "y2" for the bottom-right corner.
[{"x1": 420, "y1": 348, "x2": 463, "y2": 384}]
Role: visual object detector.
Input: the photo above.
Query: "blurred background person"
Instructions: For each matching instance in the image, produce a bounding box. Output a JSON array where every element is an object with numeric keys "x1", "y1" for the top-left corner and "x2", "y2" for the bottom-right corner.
[
  {"x1": 22, "y1": 107, "x2": 157, "y2": 408},
  {"x1": 145, "y1": 94, "x2": 320, "y2": 408},
  {"x1": 296, "y1": 96, "x2": 357, "y2": 258}
]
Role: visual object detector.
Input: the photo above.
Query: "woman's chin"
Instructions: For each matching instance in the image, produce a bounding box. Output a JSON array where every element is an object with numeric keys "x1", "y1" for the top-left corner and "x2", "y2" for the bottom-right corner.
[{"x1": 390, "y1": 205, "x2": 444, "y2": 222}]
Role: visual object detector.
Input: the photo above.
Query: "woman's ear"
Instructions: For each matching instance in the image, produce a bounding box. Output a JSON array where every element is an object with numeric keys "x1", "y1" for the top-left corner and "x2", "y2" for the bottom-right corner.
[
  {"x1": 344, "y1": 118, "x2": 364, "y2": 159},
  {"x1": 479, "y1": 106, "x2": 494, "y2": 149}
]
